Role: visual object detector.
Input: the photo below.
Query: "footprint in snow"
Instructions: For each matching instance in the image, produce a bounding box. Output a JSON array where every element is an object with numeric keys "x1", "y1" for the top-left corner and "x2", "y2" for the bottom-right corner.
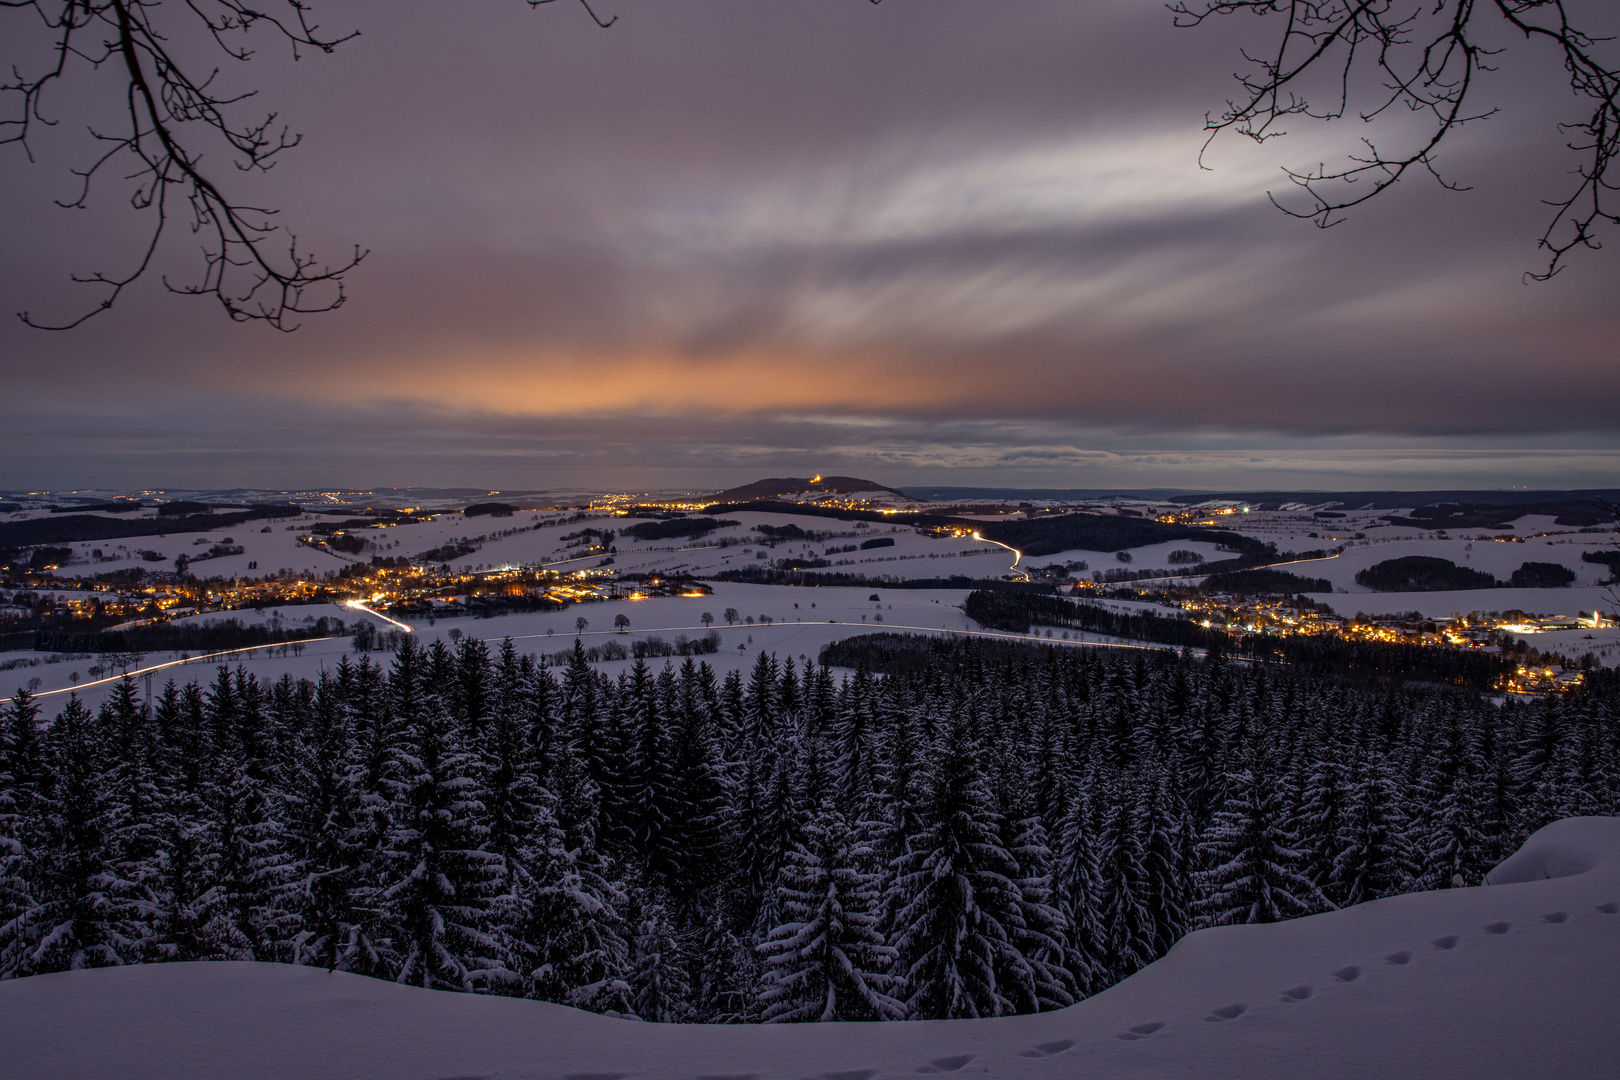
[
  {"x1": 1543, "y1": 911, "x2": 1568, "y2": 924},
  {"x1": 1432, "y1": 936, "x2": 1459, "y2": 950},
  {"x1": 1386, "y1": 951, "x2": 1412, "y2": 966},
  {"x1": 1597, "y1": 902, "x2": 1618, "y2": 915},
  {"x1": 1484, "y1": 921, "x2": 1512, "y2": 935},
  {"x1": 1205, "y1": 1004, "x2": 1246, "y2": 1022},
  {"x1": 1331, "y1": 966, "x2": 1361, "y2": 982},
  {"x1": 915, "y1": 1055, "x2": 974, "y2": 1073},
  {"x1": 1116, "y1": 1022, "x2": 1165, "y2": 1041},
  {"x1": 1016, "y1": 1040, "x2": 1075, "y2": 1059}
]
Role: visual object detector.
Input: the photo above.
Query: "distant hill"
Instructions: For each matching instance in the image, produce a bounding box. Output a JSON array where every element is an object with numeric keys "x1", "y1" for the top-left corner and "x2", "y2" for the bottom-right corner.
[{"x1": 712, "y1": 475, "x2": 909, "y2": 502}]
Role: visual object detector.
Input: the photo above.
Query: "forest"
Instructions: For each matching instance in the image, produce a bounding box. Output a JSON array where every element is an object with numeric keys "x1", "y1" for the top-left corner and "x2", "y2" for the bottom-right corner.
[{"x1": 0, "y1": 633, "x2": 1614, "y2": 1023}]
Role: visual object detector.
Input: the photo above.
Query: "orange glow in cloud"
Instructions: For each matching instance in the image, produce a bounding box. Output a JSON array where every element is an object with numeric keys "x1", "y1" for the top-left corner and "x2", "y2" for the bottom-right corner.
[{"x1": 290, "y1": 345, "x2": 1017, "y2": 418}]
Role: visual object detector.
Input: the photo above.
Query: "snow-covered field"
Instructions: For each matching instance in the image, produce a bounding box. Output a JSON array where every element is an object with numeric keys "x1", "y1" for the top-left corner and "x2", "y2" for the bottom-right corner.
[
  {"x1": 4, "y1": 816, "x2": 1616, "y2": 1080},
  {"x1": 11, "y1": 501, "x2": 1619, "y2": 696},
  {"x1": 1282, "y1": 534, "x2": 1614, "y2": 593},
  {"x1": 9, "y1": 582, "x2": 1159, "y2": 706},
  {"x1": 36, "y1": 509, "x2": 1020, "y2": 583},
  {"x1": 1304, "y1": 585, "x2": 1616, "y2": 620}
]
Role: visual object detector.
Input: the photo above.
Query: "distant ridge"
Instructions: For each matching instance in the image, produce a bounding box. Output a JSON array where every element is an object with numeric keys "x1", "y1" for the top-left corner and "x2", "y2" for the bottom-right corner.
[
  {"x1": 1165, "y1": 488, "x2": 1620, "y2": 509},
  {"x1": 712, "y1": 475, "x2": 909, "y2": 502}
]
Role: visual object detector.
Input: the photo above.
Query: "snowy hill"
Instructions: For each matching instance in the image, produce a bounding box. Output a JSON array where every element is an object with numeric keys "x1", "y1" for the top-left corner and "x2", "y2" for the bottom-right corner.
[{"x1": 4, "y1": 816, "x2": 1617, "y2": 1080}]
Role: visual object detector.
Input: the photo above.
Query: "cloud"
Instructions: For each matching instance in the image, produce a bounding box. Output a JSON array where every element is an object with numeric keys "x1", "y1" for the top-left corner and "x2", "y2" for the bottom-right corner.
[{"x1": 1, "y1": 0, "x2": 1617, "y2": 490}]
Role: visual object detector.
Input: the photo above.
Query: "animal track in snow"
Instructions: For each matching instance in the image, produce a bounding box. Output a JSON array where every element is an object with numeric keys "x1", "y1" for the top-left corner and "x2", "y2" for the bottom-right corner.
[
  {"x1": 1484, "y1": 921, "x2": 1512, "y2": 935},
  {"x1": 916, "y1": 1055, "x2": 974, "y2": 1073},
  {"x1": 1432, "y1": 936, "x2": 1459, "y2": 950},
  {"x1": 1386, "y1": 951, "x2": 1412, "y2": 965},
  {"x1": 1543, "y1": 911, "x2": 1568, "y2": 924},
  {"x1": 1016, "y1": 1040, "x2": 1075, "y2": 1059},
  {"x1": 820, "y1": 1071, "x2": 874, "y2": 1080},
  {"x1": 1205, "y1": 1004, "x2": 1247, "y2": 1022},
  {"x1": 1117, "y1": 1022, "x2": 1165, "y2": 1041},
  {"x1": 1331, "y1": 966, "x2": 1361, "y2": 982},
  {"x1": 1597, "y1": 902, "x2": 1618, "y2": 914},
  {"x1": 1280, "y1": 985, "x2": 1312, "y2": 1002}
]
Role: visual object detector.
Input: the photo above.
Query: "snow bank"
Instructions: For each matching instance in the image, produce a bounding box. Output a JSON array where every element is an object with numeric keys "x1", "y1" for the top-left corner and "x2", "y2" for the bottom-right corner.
[{"x1": 4, "y1": 817, "x2": 1619, "y2": 1079}]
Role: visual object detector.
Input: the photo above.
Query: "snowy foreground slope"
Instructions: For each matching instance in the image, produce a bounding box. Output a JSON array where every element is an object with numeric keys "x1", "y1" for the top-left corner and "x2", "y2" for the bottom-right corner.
[{"x1": 5, "y1": 818, "x2": 1619, "y2": 1080}]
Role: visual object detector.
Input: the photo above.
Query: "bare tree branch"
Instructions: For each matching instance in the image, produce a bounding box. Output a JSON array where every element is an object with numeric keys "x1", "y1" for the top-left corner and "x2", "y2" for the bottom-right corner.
[
  {"x1": 2, "y1": 1, "x2": 612, "y2": 330},
  {"x1": 1174, "y1": 1, "x2": 1620, "y2": 279}
]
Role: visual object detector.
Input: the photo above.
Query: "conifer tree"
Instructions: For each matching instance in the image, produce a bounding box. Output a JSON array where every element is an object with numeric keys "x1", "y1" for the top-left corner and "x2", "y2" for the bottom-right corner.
[
  {"x1": 631, "y1": 902, "x2": 692, "y2": 1022},
  {"x1": 1052, "y1": 785, "x2": 1105, "y2": 997},
  {"x1": 1195, "y1": 756, "x2": 1327, "y2": 926},
  {"x1": 889, "y1": 714, "x2": 1031, "y2": 1019},
  {"x1": 666, "y1": 659, "x2": 727, "y2": 903},
  {"x1": 145, "y1": 681, "x2": 221, "y2": 962},
  {"x1": 1138, "y1": 767, "x2": 1190, "y2": 958},
  {"x1": 694, "y1": 910, "x2": 758, "y2": 1022},
  {"x1": 1097, "y1": 796, "x2": 1154, "y2": 980},
  {"x1": 205, "y1": 670, "x2": 298, "y2": 961},
  {"x1": 1332, "y1": 750, "x2": 1418, "y2": 906},
  {"x1": 1005, "y1": 815, "x2": 1077, "y2": 1012},
  {"x1": 384, "y1": 693, "x2": 503, "y2": 990},
  {"x1": 286, "y1": 675, "x2": 368, "y2": 970},
  {"x1": 7, "y1": 696, "x2": 135, "y2": 973},
  {"x1": 0, "y1": 689, "x2": 44, "y2": 975},
  {"x1": 757, "y1": 804, "x2": 903, "y2": 1022}
]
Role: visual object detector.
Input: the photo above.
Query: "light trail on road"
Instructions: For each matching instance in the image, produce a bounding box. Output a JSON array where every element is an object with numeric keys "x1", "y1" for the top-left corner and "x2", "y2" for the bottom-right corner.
[
  {"x1": 29, "y1": 638, "x2": 338, "y2": 700},
  {"x1": 346, "y1": 599, "x2": 415, "y2": 632},
  {"x1": 972, "y1": 532, "x2": 1028, "y2": 581}
]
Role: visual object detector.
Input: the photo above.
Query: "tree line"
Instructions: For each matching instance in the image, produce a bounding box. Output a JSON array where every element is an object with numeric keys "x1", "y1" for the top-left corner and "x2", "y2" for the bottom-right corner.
[{"x1": 0, "y1": 634, "x2": 1614, "y2": 1022}]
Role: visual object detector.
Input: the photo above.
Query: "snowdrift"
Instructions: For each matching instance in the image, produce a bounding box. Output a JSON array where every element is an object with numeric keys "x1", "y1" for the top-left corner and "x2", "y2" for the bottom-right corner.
[{"x1": 4, "y1": 817, "x2": 1619, "y2": 1080}]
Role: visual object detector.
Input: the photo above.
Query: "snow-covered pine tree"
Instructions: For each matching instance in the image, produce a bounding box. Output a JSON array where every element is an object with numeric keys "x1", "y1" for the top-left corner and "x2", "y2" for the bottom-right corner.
[
  {"x1": 1097, "y1": 793, "x2": 1155, "y2": 981},
  {"x1": 631, "y1": 901, "x2": 692, "y2": 1022},
  {"x1": 5, "y1": 695, "x2": 135, "y2": 973},
  {"x1": 1420, "y1": 704, "x2": 1491, "y2": 889},
  {"x1": 622, "y1": 660, "x2": 680, "y2": 885},
  {"x1": 1052, "y1": 783, "x2": 1105, "y2": 997},
  {"x1": 747, "y1": 733, "x2": 804, "y2": 937},
  {"x1": 1331, "y1": 748, "x2": 1418, "y2": 906},
  {"x1": 1194, "y1": 754, "x2": 1328, "y2": 927},
  {"x1": 1293, "y1": 738, "x2": 1348, "y2": 902},
  {"x1": 694, "y1": 910, "x2": 758, "y2": 1023},
  {"x1": 0, "y1": 689, "x2": 45, "y2": 975},
  {"x1": 757, "y1": 803, "x2": 903, "y2": 1022},
  {"x1": 665, "y1": 658, "x2": 727, "y2": 903},
  {"x1": 451, "y1": 635, "x2": 494, "y2": 744},
  {"x1": 889, "y1": 713, "x2": 1032, "y2": 1019},
  {"x1": 144, "y1": 681, "x2": 222, "y2": 962},
  {"x1": 496, "y1": 774, "x2": 635, "y2": 1013},
  {"x1": 383, "y1": 688, "x2": 503, "y2": 990},
  {"x1": 832, "y1": 667, "x2": 881, "y2": 811},
  {"x1": 203, "y1": 669, "x2": 299, "y2": 961},
  {"x1": 286, "y1": 674, "x2": 369, "y2": 970},
  {"x1": 1138, "y1": 766, "x2": 1190, "y2": 959},
  {"x1": 1005, "y1": 815, "x2": 1077, "y2": 1012},
  {"x1": 98, "y1": 678, "x2": 164, "y2": 950}
]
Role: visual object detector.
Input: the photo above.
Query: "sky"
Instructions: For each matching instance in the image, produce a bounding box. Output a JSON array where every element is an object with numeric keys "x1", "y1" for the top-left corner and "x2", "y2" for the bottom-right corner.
[{"x1": 2, "y1": 0, "x2": 1617, "y2": 493}]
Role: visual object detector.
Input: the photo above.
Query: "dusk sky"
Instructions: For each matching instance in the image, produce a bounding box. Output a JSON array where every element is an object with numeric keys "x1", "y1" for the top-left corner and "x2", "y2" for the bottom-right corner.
[{"x1": 3, "y1": 0, "x2": 1617, "y2": 493}]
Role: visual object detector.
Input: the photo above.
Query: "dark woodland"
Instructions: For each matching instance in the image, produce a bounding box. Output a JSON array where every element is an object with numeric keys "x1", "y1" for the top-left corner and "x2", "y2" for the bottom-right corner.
[{"x1": 2, "y1": 633, "x2": 1615, "y2": 1021}]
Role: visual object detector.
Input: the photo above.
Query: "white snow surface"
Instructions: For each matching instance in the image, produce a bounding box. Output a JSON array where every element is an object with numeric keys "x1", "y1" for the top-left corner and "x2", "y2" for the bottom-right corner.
[{"x1": 4, "y1": 817, "x2": 1618, "y2": 1079}]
